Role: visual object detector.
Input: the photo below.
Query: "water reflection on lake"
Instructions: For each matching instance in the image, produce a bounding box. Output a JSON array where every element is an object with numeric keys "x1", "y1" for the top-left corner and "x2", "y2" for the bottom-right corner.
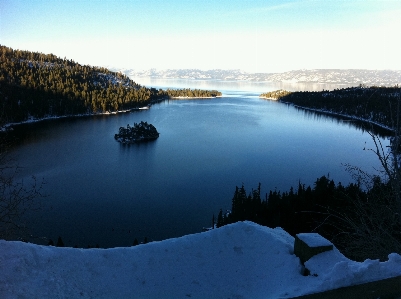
[{"x1": 8, "y1": 81, "x2": 388, "y2": 248}]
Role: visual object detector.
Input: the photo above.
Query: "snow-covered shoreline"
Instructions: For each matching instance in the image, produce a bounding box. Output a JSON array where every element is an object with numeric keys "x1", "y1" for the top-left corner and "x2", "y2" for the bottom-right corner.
[
  {"x1": 281, "y1": 101, "x2": 395, "y2": 133},
  {"x1": 0, "y1": 108, "x2": 138, "y2": 133},
  {"x1": 1, "y1": 94, "x2": 394, "y2": 134},
  {"x1": 0, "y1": 95, "x2": 223, "y2": 132}
]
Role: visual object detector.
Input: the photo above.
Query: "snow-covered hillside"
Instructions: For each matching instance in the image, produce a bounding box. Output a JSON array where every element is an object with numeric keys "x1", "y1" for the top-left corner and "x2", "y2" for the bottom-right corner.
[
  {"x1": 116, "y1": 68, "x2": 401, "y2": 86},
  {"x1": 1, "y1": 221, "x2": 401, "y2": 299}
]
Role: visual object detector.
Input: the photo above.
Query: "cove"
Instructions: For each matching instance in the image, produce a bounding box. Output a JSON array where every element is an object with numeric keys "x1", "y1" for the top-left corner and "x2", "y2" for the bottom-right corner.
[{"x1": 7, "y1": 82, "x2": 389, "y2": 247}]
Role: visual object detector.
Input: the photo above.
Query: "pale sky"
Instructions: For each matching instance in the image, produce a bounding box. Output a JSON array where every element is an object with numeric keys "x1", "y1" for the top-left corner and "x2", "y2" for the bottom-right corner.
[{"x1": 1, "y1": 0, "x2": 400, "y2": 73}]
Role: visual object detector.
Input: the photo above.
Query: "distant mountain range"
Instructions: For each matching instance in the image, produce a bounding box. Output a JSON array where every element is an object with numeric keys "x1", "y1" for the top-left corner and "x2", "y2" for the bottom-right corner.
[{"x1": 114, "y1": 68, "x2": 401, "y2": 86}]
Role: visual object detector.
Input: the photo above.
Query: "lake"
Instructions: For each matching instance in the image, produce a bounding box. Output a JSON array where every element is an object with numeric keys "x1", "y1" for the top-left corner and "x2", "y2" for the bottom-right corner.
[{"x1": 7, "y1": 80, "x2": 388, "y2": 247}]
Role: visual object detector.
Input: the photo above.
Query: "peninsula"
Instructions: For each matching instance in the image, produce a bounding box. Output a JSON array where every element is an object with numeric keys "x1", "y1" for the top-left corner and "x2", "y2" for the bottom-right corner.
[{"x1": 260, "y1": 86, "x2": 401, "y2": 132}]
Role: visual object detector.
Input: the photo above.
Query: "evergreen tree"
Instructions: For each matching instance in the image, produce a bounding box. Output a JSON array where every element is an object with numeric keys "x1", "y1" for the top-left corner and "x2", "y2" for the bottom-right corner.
[
  {"x1": 56, "y1": 236, "x2": 64, "y2": 247},
  {"x1": 217, "y1": 209, "x2": 224, "y2": 228}
]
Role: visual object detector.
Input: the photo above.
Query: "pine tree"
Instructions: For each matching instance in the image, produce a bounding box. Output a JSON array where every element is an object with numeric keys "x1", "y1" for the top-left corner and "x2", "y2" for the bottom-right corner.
[
  {"x1": 56, "y1": 236, "x2": 64, "y2": 247},
  {"x1": 217, "y1": 209, "x2": 224, "y2": 228}
]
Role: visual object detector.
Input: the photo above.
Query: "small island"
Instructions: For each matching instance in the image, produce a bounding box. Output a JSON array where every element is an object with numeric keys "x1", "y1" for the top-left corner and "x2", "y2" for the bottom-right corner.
[{"x1": 114, "y1": 121, "x2": 159, "y2": 144}]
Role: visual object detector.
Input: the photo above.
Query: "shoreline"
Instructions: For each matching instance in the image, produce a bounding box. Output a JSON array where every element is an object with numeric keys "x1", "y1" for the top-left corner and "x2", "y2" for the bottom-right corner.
[
  {"x1": 280, "y1": 101, "x2": 395, "y2": 133},
  {"x1": 0, "y1": 96, "x2": 223, "y2": 131},
  {"x1": 170, "y1": 96, "x2": 222, "y2": 99},
  {"x1": 0, "y1": 107, "x2": 145, "y2": 132},
  {"x1": 259, "y1": 96, "x2": 278, "y2": 101},
  {"x1": 1, "y1": 96, "x2": 394, "y2": 135}
]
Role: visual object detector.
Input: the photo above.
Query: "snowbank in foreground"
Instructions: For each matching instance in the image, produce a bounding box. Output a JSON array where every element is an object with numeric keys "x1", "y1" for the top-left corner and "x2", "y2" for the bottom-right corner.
[{"x1": 1, "y1": 221, "x2": 401, "y2": 299}]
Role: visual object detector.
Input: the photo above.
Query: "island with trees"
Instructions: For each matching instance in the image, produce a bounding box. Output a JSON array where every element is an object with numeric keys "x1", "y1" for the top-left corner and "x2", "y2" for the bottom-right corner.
[{"x1": 114, "y1": 122, "x2": 159, "y2": 144}]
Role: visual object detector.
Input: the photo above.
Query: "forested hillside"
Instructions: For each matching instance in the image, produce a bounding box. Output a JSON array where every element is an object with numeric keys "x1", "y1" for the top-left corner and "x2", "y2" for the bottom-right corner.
[
  {"x1": 0, "y1": 45, "x2": 157, "y2": 124},
  {"x1": 261, "y1": 86, "x2": 401, "y2": 130},
  {"x1": 0, "y1": 45, "x2": 221, "y2": 126}
]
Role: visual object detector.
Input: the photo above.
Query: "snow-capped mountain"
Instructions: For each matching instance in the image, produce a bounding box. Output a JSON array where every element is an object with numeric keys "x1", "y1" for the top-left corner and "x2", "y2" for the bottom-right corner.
[{"x1": 114, "y1": 68, "x2": 401, "y2": 86}]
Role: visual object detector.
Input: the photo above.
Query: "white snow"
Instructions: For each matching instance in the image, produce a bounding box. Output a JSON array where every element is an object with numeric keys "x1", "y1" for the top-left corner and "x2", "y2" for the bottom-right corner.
[
  {"x1": 1, "y1": 221, "x2": 401, "y2": 299},
  {"x1": 297, "y1": 233, "x2": 333, "y2": 247},
  {"x1": 305, "y1": 249, "x2": 401, "y2": 292}
]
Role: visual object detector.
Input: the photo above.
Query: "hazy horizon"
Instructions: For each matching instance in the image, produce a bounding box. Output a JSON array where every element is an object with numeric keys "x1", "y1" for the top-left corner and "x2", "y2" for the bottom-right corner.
[
  {"x1": 115, "y1": 67, "x2": 401, "y2": 73},
  {"x1": 1, "y1": 0, "x2": 401, "y2": 73}
]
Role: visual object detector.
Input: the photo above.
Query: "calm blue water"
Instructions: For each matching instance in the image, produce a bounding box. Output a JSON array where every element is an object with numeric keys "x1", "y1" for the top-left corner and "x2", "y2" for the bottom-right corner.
[{"x1": 8, "y1": 83, "x2": 388, "y2": 247}]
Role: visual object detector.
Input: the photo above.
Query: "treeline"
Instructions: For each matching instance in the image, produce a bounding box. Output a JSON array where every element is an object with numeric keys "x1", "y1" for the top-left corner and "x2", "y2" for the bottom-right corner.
[
  {"x1": 261, "y1": 86, "x2": 401, "y2": 130},
  {"x1": 0, "y1": 45, "x2": 222, "y2": 126},
  {"x1": 216, "y1": 175, "x2": 401, "y2": 261},
  {"x1": 163, "y1": 88, "x2": 221, "y2": 98}
]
